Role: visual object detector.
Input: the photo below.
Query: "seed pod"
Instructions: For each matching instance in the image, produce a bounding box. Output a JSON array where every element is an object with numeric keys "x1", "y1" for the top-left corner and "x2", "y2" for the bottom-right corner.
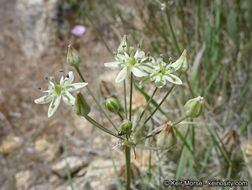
[
  {"x1": 74, "y1": 92, "x2": 90, "y2": 117},
  {"x1": 66, "y1": 45, "x2": 81, "y2": 66},
  {"x1": 106, "y1": 97, "x2": 120, "y2": 113},
  {"x1": 156, "y1": 125, "x2": 177, "y2": 150},
  {"x1": 120, "y1": 120, "x2": 132, "y2": 133},
  {"x1": 184, "y1": 96, "x2": 204, "y2": 118}
]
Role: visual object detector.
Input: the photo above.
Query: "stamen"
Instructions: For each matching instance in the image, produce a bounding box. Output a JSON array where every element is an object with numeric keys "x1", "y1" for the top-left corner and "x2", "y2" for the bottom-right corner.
[
  {"x1": 37, "y1": 87, "x2": 41, "y2": 90},
  {"x1": 45, "y1": 76, "x2": 49, "y2": 80},
  {"x1": 66, "y1": 74, "x2": 69, "y2": 78},
  {"x1": 169, "y1": 66, "x2": 173, "y2": 70},
  {"x1": 147, "y1": 52, "x2": 150, "y2": 57},
  {"x1": 59, "y1": 69, "x2": 64, "y2": 73},
  {"x1": 122, "y1": 45, "x2": 126, "y2": 48},
  {"x1": 138, "y1": 60, "x2": 141, "y2": 63}
]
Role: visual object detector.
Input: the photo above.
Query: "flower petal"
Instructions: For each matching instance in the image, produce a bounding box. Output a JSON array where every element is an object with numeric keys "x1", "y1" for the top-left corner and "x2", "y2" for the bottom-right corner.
[
  {"x1": 48, "y1": 95, "x2": 61, "y2": 117},
  {"x1": 63, "y1": 71, "x2": 74, "y2": 85},
  {"x1": 131, "y1": 67, "x2": 147, "y2": 77},
  {"x1": 60, "y1": 76, "x2": 64, "y2": 85},
  {"x1": 62, "y1": 91, "x2": 75, "y2": 105},
  {"x1": 134, "y1": 50, "x2": 145, "y2": 59},
  {"x1": 155, "y1": 75, "x2": 166, "y2": 88},
  {"x1": 34, "y1": 95, "x2": 54, "y2": 104},
  {"x1": 164, "y1": 74, "x2": 182, "y2": 85},
  {"x1": 167, "y1": 50, "x2": 187, "y2": 72},
  {"x1": 139, "y1": 64, "x2": 155, "y2": 73},
  {"x1": 115, "y1": 67, "x2": 128, "y2": 83},
  {"x1": 116, "y1": 54, "x2": 128, "y2": 62},
  {"x1": 66, "y1": 82, "x2": 88, "y2": 92},
  {"x1": 104, "y1": 61, "x2": 121, "y2": 68}
]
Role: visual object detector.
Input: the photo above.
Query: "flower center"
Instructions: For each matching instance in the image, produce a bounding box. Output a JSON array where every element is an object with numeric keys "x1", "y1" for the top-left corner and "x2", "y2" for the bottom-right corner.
[
  {"x1": 55, "y1": 85, "x2": 62, "y2": 95},
  {"x1": 129, "y1": 57, "x2": 136, "y2": 66}
]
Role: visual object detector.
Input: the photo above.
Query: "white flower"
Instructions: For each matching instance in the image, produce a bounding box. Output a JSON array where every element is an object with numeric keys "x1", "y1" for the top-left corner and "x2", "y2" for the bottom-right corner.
[
  {"x1": 34, "y1": 71, "x2": 88, "y2": 117},
  {"x1": 140, "y1": 50, "x2": 187, "y2": 88},
  {"x1": 104, "y1": 35, "x2": 149, "y2": 83}
]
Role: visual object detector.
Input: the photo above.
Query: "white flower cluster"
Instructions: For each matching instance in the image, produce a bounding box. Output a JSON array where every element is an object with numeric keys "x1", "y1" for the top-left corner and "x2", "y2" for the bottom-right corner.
[{"x1": 104, "y1": 35, "x2": 187, "y2": 88}]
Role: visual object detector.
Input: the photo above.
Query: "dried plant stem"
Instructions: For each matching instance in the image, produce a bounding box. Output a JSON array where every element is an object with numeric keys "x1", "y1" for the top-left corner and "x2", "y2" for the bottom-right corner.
[{"x1": 75, "y1": 66, "x2": 119, "y2": 132}]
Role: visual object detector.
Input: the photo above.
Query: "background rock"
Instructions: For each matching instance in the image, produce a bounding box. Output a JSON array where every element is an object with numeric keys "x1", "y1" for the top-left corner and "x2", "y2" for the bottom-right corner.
[
  {"x1": 51, "y1": 156, "x2": 89, "y2": 178},
  {"x1": 15, "y1": 0, "x2": 60, "y2": 59}
]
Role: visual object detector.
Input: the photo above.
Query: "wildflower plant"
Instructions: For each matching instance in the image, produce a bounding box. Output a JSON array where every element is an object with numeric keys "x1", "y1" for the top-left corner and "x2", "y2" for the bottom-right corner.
[{"x1": 34, "y1": 35, "x2": 204, "y2": 190}]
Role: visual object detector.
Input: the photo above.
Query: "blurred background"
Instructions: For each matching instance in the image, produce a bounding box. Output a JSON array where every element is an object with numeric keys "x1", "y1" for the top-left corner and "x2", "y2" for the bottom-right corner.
[{"x1": 0, "y1": 0, "x2": 251, "y2": 189}]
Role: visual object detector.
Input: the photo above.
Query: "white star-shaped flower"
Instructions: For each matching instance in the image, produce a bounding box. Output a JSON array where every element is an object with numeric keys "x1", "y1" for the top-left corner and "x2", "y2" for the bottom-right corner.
[
  {"x1": 34, "y1": 71, "x2": 88, "y2": 117},
  {"x1": 140, "y1": 50, "x2": 187, "y2": 88},
  {"x1": 104, "y1": 49, "x2": 149, "y2": 83}
]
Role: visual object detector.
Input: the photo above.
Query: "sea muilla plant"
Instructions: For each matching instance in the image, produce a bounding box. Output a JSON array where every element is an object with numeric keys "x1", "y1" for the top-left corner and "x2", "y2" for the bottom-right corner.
[{"x1": 34, "y1": 35, "x2": 204, "y2": 190}]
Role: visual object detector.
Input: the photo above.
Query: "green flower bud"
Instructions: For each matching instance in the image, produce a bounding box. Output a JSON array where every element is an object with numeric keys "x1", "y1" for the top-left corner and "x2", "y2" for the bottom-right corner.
[
  {"x1": 156, "y1": 125, "x2": 177, "y2": 150},
  {"x1": 184, "y1": 96, "x2": 204, "y2": 118},
  {"x1": 120, "y1": 119, "x2": 132, "y2": 133},
  {"x1": 67, "y1": 45, "x2": 81, "y2": 66},
  {"x1": 106, "y1": 97, "x2": 120, "y2": 113},
  {"x1": 74, "y1": 92, "x2": 90, "y2": 117}
]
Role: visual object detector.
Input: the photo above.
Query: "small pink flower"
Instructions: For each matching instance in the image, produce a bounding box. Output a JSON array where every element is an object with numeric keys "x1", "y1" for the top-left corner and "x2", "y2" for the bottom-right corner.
[{"x1": 71, "y1": 25, "x2": 86, "y2": 36}]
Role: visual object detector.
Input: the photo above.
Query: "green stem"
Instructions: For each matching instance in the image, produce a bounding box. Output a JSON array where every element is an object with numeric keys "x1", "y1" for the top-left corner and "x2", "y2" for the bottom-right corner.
[
  {"x1": 124, "y1": 80, "x2": 128, "y2": 119},
  {"x1": 66, "y1": 163, "x2": 75, "y2": 190},
  {"x1": 134, "y1": 87, "x2": 158, "y2": 130},
  {"x1": 84, "y1": 115, "x2": 122, "y2": 139},
  {"x1": 172, "y1": 116, "x2": 188, "y2": 126},
  {"x1": 129, "y1": 73, "x2": 133, "y2": 121},
  {"x1": 144, "y1": 80, "x2": 178, "y2": 124},
  {"x1": 165, "y1": 8, "x2": 195, "y2": 98},
  {"x1": 125, "y1": 146, "x2": 131, "y2": 190},
  {"x1": 74, "y1": 66, "x2": 119, "y2": 132},
  {"x1": 118, "y1": 112, "x2": 123, "y2": 120},
  {"x1": 165, "y1": 7, "x2": 180, "y2": 55}
]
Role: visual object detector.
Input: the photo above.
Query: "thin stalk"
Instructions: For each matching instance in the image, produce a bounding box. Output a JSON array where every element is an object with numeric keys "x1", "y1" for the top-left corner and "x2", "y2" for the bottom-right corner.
[
  {"x1": 129, "y1": 73, "x2": 133, "y2": 121},
  {"x1": 74, "y1": 66, "x2": 119, "y2": 132},
  {"x1": 117, "y1": 112, "x2": 123, "y2": 120},
  {"x1": 84, "y1": 115, "x2": 122, "y2": 139},
  {"x1": 172, "y1": 116, "x2": 188, "y2": 126},
  {"x1": 124, "y1": 80, "x2": 128, "y2": 119},
  {"x1": 125, "y1": 146, "x2": 131, "y2": 190},
  {"x1": 144, "y1": 81, "x2": 177, "y2": 124},
  {"x1": 165, "y1": 8, "x2": 195, "y2": 97},
  {"x1": 66, "y1": 163, "x2": 75, "y2": 190},
  {"x1": 165, "y1": 7, "x2": 180, "y2": 55},
  {"x1": 134, "y1": 87, "x2": 158, "y2": 130}
]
